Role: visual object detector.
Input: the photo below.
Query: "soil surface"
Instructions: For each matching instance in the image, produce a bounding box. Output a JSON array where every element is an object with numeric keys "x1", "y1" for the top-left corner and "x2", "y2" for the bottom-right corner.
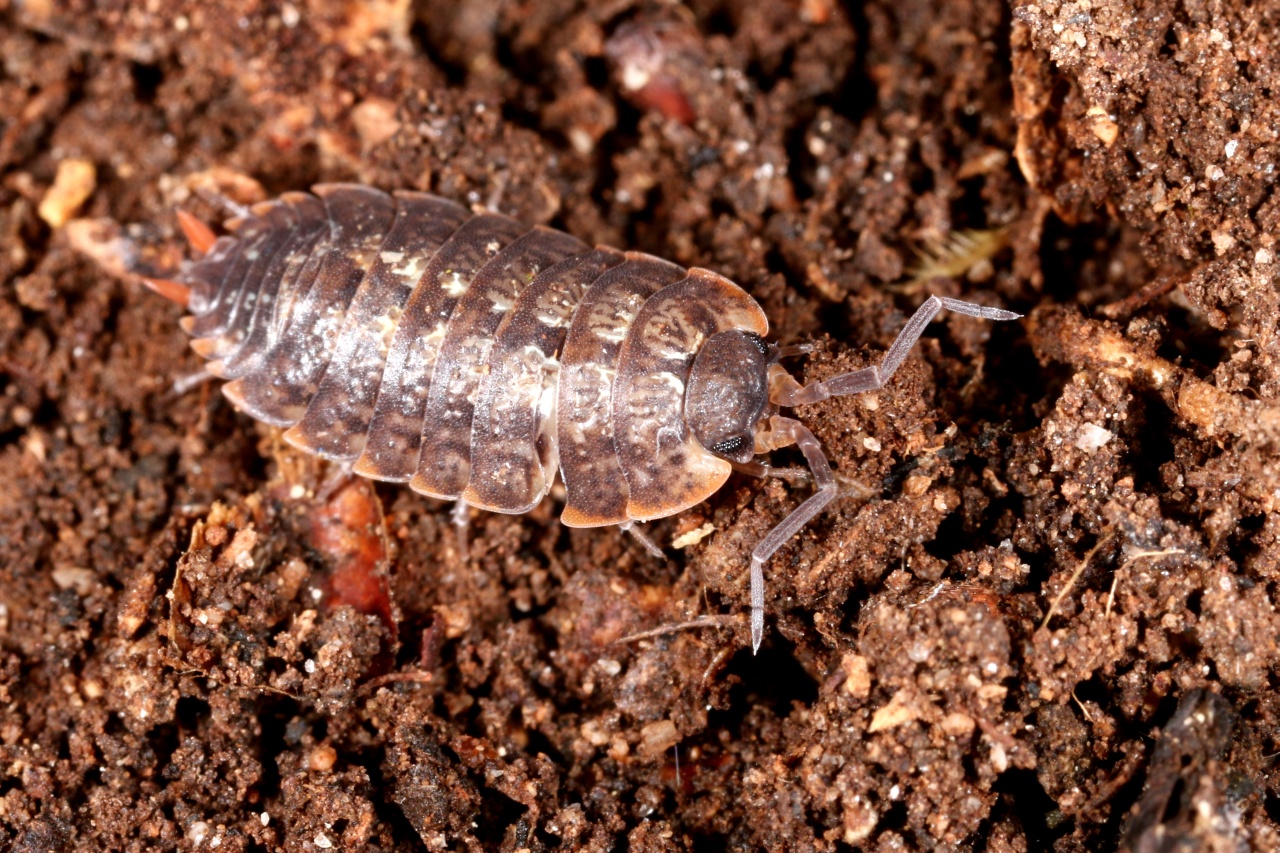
[{"x1": 2, "y1": 0, "x2": 1279, "y2": 850}]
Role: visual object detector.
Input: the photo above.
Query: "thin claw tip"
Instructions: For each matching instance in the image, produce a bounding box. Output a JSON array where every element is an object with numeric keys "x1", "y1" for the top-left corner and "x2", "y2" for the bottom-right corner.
[{"x1": 750, "y1": 608, "x2": 764, "y2": 655}]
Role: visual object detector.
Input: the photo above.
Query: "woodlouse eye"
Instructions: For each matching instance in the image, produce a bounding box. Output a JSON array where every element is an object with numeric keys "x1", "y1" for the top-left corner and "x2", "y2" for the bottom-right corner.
[
  {"x1": 711, "y1": 436, "x2": 746, "y2": 456},
  {"x1": 742, "y1": 332, "x2": 768, "y2": 355}
]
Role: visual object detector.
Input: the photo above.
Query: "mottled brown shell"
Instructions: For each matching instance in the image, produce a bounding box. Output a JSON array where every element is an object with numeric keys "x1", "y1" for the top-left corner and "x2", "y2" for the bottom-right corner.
[{"x1": 177, "y1": 184, "x2": 767, "y2": 527}]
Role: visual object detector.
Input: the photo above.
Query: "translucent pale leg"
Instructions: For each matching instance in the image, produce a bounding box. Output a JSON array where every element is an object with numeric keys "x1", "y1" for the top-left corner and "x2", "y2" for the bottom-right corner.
[
  {"x1": 730, "y1": 460, "x2": 809, "y2": 482},
  {"x1": 452, "y1": 499, "x2": 470, "y2": 560},
  {"x1": 771, "y1": 297, "x2": 1021, "y2": 407},
  {"x1": 619, "y1": 520, "x2": 666, "y2": 559},
  {"x1": 748, "y1": 417, "x2": 837, "y2": 653},
  {"x1": 173, "y1": 366, "x2": 216, "y2": 396},
  {"x1": 194, "y1": 186, "x2": 253, "y2": 221},
  {"x1": 751, "y1": 296, "x2": 1021, "y2": 652}
]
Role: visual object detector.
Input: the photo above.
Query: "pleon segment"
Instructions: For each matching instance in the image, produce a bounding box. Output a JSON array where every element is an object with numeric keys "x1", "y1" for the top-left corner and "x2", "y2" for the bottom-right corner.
[
  {"x1": 284, "y1": 192, "x2": 470, "y2": 460},
  {"x1": 213, "y1": 193, "x2": 331, "y2": 379},
  {"x1": 557, "y1": 253, "x2": 686, "y2": 527},
  {"x1": 182, "y1": 209, "x2": 279, "y2": 340},
  {"x1": 463, "y1": 247, "x2": 625, "y2": 514},
  {"x1": 613, "y1": 268, "x2": 769, "y2": 520},
  {"x1": 410, "y1": 227, "x2": 587, "y2": 498},
  {"x1": 182, "y1": 235, "x2": 241, "y2": 316},
  {"x1": 354, "y1": 212, "x2": 526, "y2": 482},
  {"x1": 223, "y1": 185, "x2": 396, "y2": 426},
  {"x1": 189, "y1": 200, "x2": 299, "y2": 362},
  {"x1": 202, "y1": 197, "x2": 330, "y2": 376}
]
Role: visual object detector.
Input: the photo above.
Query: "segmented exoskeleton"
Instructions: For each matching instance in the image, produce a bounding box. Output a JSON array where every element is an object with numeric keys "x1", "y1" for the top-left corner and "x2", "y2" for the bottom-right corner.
[{"x1": 148, "y1": 184, "x2": 1020, "y2": 651}]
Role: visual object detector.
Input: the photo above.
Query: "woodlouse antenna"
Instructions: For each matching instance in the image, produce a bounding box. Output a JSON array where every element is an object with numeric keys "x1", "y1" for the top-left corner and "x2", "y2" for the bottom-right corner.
[
  {"x1": 768, "y1": 297, "x2": 1021, "y2": 407},
  {"x1": 748, "y1": 296, "x2": 1021, "y2": 653}
]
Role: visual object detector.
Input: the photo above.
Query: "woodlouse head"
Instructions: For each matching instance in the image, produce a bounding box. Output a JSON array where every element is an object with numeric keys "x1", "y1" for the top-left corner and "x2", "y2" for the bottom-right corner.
[{"x1": 684, "y1": 330, "x2": 771, "y2": 463}]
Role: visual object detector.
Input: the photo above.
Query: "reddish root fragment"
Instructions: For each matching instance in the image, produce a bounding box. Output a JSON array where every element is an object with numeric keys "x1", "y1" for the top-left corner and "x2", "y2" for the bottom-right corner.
[
  {"x1": 176, "y1": 209, "x2": 218, "y2": 255},
  {"x1": 629, "y1": 80, "x2": 696, "y2": 125},
  {"x1": 140, "y1": 276, "x2": 191, "y2": 307},
  {"x1": 308, "y1": 478, "x2": 398, "y2": 647}
]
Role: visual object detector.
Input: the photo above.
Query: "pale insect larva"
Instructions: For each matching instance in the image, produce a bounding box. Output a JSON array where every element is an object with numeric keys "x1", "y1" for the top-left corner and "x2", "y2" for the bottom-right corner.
[{"x1": 146, "y1": 184, "x2": 1021, "y2": 652}]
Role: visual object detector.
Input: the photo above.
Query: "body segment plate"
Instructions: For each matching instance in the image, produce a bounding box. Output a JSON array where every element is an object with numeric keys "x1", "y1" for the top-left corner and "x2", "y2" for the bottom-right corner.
[
  {"x1": 556, "y1": 253, "x2": 686, "y2": 527},
  {"x1": 612, "y1": 268, "x2": 769, "y2": 520},
  {"x1": 410, "y1": 227, "x2": 587, "y2": 498},
  {"x1": 464, "y1": 246, "x2": 626, "y2": 513},
  {"x1": 285, "y1": 192, "x2": 470, "y2": 459},
  {"x1": 354, "y1": 212, "x2": 526, "y2": 481}
]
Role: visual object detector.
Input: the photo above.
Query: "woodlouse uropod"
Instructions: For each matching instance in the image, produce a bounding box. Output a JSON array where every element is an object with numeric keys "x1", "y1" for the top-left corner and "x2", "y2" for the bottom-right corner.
[{"x1": 145, "y1": 184, "x2": 1020, "y2": 652}]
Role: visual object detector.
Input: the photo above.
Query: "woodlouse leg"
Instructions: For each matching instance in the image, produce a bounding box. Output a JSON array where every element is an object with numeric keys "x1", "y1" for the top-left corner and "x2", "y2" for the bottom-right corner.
[
  {"x1": 172, "y1": 366, "x2": 216, "y2": 396},
  {"x1": 770, "y1": 296, "x2": 1021, "y2": 406},
  {"x1": 619, "y1": 520, "x2": 666, "y2": 560},
  {"x1": 315, "y1": 461, "x2": 356, "y2": 503},
  {"x1": 451, "y1": 499, "x2": 471, "y2": 560},
  {"x1": 774, "y1": 342, "x2": 817, "y2": 358},
  {"x1": 730, "y1": 460, "x2": 809, "y2": 483},
  {"x1": 484, "y1": 172, "x2": 509, "y2": 212},
  {"x1": 749, "y1": 416, "x2": 838, "y2": 654},
  {"x1": 194, "y1": 186, "x2": 252, "y2": 220}
]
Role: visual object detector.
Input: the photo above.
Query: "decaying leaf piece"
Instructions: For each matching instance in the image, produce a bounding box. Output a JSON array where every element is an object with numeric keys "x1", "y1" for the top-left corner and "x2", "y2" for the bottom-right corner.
[{"x1": 1122, "y1": 690, "x2": 1246, "y2": 852}]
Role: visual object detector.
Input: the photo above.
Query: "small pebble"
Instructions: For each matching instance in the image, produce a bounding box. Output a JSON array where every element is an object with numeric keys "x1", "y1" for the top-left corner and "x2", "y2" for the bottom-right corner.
[
  {"x1": 38, "y1": 159, "x2": 97, "y2": 228},
  {"x1": 1074, "y1": 423, "x2": 1112, "y2": 452},
  {"x1": 309, "y1": 744, "x2": 337, "y2": 772}
]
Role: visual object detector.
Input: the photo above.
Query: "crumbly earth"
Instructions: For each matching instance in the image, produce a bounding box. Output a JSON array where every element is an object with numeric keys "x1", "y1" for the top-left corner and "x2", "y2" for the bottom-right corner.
[{"x1": 2, "y1": 0, "x2": 1278, "y2": 850}]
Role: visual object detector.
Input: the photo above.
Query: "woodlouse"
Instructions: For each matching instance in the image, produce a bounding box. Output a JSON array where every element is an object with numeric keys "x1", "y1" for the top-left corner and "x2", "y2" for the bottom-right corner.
[{"x1": 147, "y1": 184, "x2": 1020, "y2": 652}]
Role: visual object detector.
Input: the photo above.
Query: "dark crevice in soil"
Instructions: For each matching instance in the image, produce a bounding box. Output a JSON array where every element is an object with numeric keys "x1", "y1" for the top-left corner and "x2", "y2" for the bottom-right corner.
[
  {"x1": 715, "y1": 640, "x2": 821, "y2": 723},
  {"x1": 832, "y1": 1, "x2": 874, "y2": 123},
  {"x1": 995, "y1": 768, "x2": 1068, "y2": 849},
  {"x1": 130, "y1": 61, "x2": 165, "y2": 105},
  {"x1": 357, "y1": 746, "x2": 432, "y2": 853}
]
